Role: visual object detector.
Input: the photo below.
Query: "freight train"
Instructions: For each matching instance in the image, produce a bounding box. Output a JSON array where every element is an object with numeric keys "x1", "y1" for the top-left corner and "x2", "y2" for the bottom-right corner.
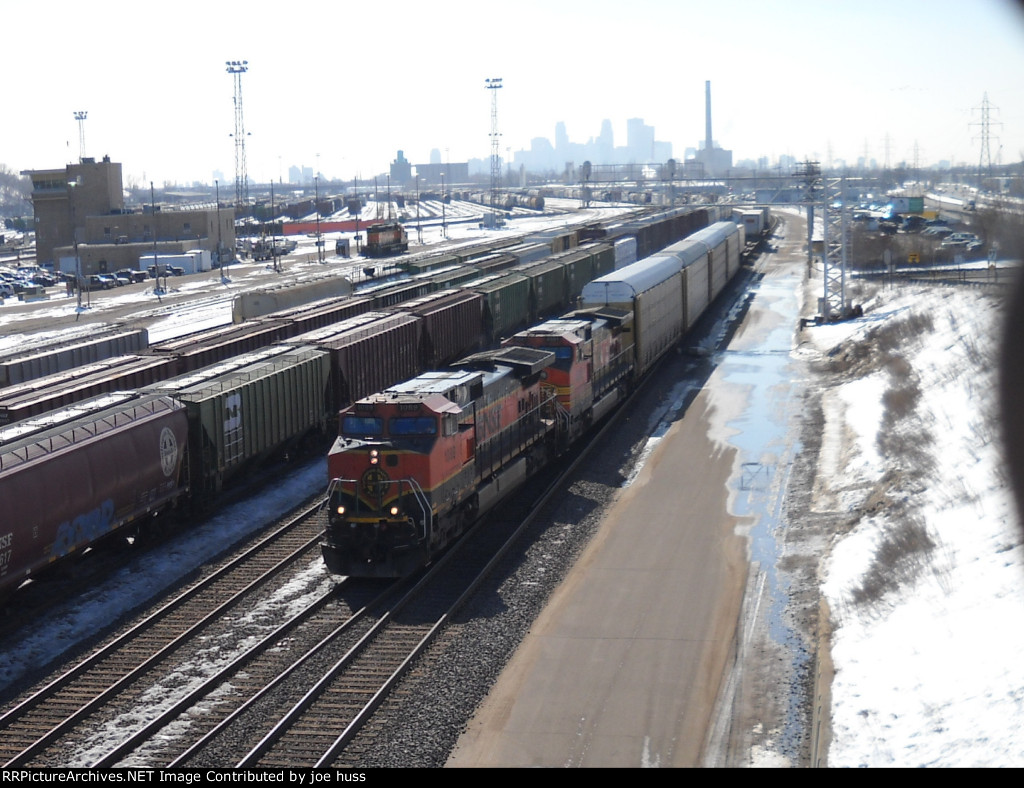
[
  {"x1": 320, "y1": 221, "x2": 746, "y2": 577},
  {"x1": 0, "y1": 207, "x2": 733, "y2": 598}
]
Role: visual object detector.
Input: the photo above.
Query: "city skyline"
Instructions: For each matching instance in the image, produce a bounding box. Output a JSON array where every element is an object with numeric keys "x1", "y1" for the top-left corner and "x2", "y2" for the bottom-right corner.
[{"x1": 4, "y1": 1, "x2": 1024, "y2": 187}]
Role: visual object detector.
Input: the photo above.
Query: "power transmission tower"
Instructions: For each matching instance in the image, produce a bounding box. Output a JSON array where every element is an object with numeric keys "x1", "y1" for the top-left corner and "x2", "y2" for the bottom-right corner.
[
  {"x1": 822, "y1": 176, "x2": 852, "y2": 321},
  {"x1": 73, "y1": 111, "x2": 87, "y2": 161},
  {"x1": 485, "y1": 77, "x2": 503, "y2": 228},
  {"x1": 227, "y1": 60, "x2": 250, "y2": 206},
  {"x1": 797, "y1": 161, "x2": 854, "y2": 322},
  {"x1": 972, "y1": 92, "x2": 1001, "y2": 185}
]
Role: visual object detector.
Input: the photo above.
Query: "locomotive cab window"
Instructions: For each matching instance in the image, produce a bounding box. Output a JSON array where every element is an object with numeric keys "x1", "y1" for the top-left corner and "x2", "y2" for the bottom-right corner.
[
  {"x1": 551, "y1": 346, "x2": 574, "y2": 370},
  {"x1": 342, "y1": 415, "x2": 383, "y2": 436},
  {"x1": 389, "y1": 417, "x2": 438, "y2": 436}
]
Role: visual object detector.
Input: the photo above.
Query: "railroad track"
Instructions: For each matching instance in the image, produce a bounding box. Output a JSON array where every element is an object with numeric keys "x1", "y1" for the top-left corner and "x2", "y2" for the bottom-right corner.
[
  {"x1": 2, "y1": 333, "x2": 652, "y2": 768},
  {"x1": 191, "y1": 388, "x2": 642, "y2": 767},
  {"x1": 0, "y1": 497, "x2": 330, "y2": 768}
]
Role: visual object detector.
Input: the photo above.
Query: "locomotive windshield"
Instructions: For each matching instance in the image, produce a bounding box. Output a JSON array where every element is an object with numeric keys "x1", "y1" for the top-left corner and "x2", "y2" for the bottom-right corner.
[
  {"x1": 550, "y1": 345, "x2": 575, "y2": 370},
  {"x1": 342, "y1": 415, "x2": 384, "y2": 436},
  {"x1": 388, "y1": 417, "x2": 438, "y2": 436}
]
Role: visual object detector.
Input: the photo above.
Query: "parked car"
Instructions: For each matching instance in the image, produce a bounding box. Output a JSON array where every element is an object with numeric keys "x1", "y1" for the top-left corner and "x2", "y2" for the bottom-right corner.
[
  {"x1": 148, "y1": 264, "x2": 184, "y2": 278},
  {"x1": 87, "y1": 274, "x2": 116, "y2": 290},
  {"x1": 116, "y1": 268, "x2": 148, "y2": 284},
  {"x1": 111, "y1": 273, "x2": 132, "y2": 287},
  {"x1": 922, "y1": 225, "x2": 954, "y2": 236},
  {"x1": 0, "y1": 282, "x2": 14, "y2": 298},
  {"x1": 941, "y1": 232, "x2": 979, "y2": 248},
  {"x1": 31, "y1": 272, "x2": 57, "y2": 287}
]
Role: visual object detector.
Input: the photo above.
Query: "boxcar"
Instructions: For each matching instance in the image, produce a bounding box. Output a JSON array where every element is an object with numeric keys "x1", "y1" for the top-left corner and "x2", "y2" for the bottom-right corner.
[
  {"x1": 580, "y1": 252, "x2": 685, "y2": 377},
  {"x1": 466, "y1": 273, "x2": 532, "y2": 344}
]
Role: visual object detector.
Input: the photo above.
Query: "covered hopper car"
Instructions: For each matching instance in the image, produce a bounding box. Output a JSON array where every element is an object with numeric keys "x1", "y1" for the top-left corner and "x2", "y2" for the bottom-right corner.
[{"x1": 0, "y1": 208, "x2": 745, "y2": 598}]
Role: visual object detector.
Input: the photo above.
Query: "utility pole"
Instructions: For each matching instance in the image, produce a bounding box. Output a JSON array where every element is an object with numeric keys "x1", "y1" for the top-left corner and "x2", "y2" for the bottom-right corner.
[
  {"x1": 441, "y1": 172, "x2": 447, "y2": 240},
  {"x1": 315, "y1": 174, "x2": 323, "y2": 263}
]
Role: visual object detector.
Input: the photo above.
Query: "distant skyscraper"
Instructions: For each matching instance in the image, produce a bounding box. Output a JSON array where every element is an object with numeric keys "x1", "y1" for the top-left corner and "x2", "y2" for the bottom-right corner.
[
  {"x1": 598, "y1": 119, "x2": 614, "y2": 161},
  {"x1": 430, "y1": 148, "x2": 442, "y2": 165},
  {"x1": 627, "y1": 118, "x2": 655, "y2": 162},
  {"x1": 555, "y1": 122, "x2": 568, "y2": 153},
  {"x1": 390, "y1": 150, "x2": 412, "y2": 185}
]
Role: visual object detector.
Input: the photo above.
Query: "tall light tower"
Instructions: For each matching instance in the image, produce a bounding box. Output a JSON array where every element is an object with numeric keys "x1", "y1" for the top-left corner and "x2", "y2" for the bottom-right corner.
[
  {"x1": 485, "y1": 77, "x2": 503, "y2": 227},
  {"x1": 73, "y1": 111, "x2": 88, "y2": 161},
  {"x1": 226, "y1": 60, "x2": 249, "y2": 206}
]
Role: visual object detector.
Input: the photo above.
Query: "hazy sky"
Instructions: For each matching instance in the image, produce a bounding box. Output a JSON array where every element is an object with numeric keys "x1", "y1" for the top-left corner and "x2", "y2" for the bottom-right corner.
[{"x1": 6, "y1": 0, "x2": 1024, "y2": 186}]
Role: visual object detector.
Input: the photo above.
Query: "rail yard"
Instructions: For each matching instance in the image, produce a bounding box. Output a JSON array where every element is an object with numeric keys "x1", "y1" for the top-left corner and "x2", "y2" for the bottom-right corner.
[{"x1": 0, "y1": 199, "x2": 778, "y2": 767}]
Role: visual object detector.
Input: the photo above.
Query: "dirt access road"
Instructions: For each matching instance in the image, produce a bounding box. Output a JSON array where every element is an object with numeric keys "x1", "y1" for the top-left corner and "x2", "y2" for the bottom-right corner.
[{"x1": 448, "y1": 210, "x2": 836, "y2": 767}]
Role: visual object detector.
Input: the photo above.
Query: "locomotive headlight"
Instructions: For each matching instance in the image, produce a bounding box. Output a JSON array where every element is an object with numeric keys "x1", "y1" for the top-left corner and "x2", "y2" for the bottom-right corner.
[
  {"x1": 370, "y1": 449, "x2": 379, "y2": 465},
  {"x1": 389, "y1": 505, "x2": 400, "y2": 516},
  {"x1": 336, "y1": 505, "x2": 346, "y2": 515}
]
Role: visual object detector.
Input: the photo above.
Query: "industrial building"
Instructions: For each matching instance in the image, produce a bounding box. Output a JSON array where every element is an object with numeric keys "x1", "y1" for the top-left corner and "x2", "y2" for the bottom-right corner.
[{"x1": 22, "y1": 156, "x2": 235, "y2": 276}]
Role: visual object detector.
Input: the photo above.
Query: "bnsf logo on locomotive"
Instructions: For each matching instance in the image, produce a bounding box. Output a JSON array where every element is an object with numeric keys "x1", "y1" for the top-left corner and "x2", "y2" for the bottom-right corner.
[
  {"x1": 361, "y1": 466, "x2": 391, "y2": 497},
  {"x1": 159, "y1": 427, "x2": 179, "y2": 477}
]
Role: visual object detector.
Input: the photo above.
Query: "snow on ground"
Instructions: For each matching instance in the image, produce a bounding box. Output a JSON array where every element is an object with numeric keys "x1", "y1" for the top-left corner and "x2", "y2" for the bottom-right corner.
[
  {"x1": 0, "y1": 203, "x2": 639, "y2": 698},
  {"x1": 810, "y1": 282, "x2": 1024, "y2": 767},
  {"x1": 0, "y1": 458, "x2": 328, "y2": 697}
]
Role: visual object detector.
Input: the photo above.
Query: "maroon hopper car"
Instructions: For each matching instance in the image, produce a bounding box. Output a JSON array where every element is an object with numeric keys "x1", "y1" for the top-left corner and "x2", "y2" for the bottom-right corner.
[{"x1": 0, "y1": 394, "x2": 189, "y2": 594}]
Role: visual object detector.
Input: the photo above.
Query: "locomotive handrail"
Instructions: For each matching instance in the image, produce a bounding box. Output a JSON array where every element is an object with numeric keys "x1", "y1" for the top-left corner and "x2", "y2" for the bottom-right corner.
[{"x1": 325, "y1": 475, "x2": 432, "y2": 545}]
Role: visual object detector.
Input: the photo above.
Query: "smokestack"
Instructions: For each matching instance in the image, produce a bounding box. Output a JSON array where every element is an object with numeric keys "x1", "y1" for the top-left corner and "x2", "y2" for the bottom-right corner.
[{"x1": 705, "y1": 80, "x2": 713, "y2": 151}]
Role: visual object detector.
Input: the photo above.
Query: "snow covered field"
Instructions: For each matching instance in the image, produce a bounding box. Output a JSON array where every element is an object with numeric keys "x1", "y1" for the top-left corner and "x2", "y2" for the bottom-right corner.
[{"x1": 809, "y1": 282, "x2": 1024, "y2": 767}]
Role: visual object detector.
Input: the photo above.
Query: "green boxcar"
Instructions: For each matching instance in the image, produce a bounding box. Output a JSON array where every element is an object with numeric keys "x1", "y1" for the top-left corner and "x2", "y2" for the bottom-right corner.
[
  {"x1": 520, "y1": 259, "x2": 568, "y2": 321},
  {"x1": 466, "y1": 273, "x2": 531, "y2": 344},
  {"x1": 172, "y1": 346, "x2": 332, "y2": 494},
  {"x1": 429, "y1": 265, "x2": 482, "y2": 290},
  {"x1": 589, "y1": 243, "x2": 616, "y2": 279},
  {"x1": 557, "y1": 248, "x2": 598, "y2": 303},
  {"x1": 404, "y1": 253, "x2": 460, "y2": 276}
]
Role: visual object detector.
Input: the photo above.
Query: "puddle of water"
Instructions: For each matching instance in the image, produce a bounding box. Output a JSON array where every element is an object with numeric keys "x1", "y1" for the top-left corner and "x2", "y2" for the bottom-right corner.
[{"x1": 716, "y1": 271, "x2": 808, "y2": 758}]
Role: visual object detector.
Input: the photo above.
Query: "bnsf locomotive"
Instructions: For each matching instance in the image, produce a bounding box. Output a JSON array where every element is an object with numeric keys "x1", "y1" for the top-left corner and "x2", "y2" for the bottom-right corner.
[
  {"x1": 322, "y1": 311, "x2": 631, "y2": 577},
  {"x1": 322, "y1": 221, "x2": 745, "y2": 577},
  {"x1": 361, "y1": 221, "x2": 409, "y2": 258}
]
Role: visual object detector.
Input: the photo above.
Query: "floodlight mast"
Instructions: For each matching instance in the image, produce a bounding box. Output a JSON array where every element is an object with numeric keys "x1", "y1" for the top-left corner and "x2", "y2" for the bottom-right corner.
[
  {"x1": 485, "y1": 77, "x2": 503, "y2": 226},
  {"x1": 226, "y1": 60, "x2": 249, "y2": 207},
  {"x1": 73, "y1": 111, "x2": 88, "y2": 161}
]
